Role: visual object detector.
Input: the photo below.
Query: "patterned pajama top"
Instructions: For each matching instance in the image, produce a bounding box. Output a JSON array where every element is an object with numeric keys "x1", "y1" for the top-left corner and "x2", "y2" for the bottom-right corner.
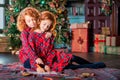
[{"x1": 19, "y1": 28, "x2": 72, "y2": 72}]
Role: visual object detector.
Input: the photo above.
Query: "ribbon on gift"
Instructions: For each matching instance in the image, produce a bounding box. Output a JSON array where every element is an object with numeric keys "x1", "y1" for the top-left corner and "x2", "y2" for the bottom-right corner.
[
  {"x1": 106, "y1": 36, "x2": 113, "y2": 46},
  {"x1": 94, "y1": 37, "x2": 106, "y2": 44},
  {"x1": 77, "y1": 37, "x2": 83, "y2": 44},
  {"x1": 77, "y1": 27, "x2": 88, "y2": 52},
  {"x1": 94, "y1": 37, "x2": 106, "y2": 52},
  {"x1": 77, "y1": 36, "x2": 87, "y2": 52}
]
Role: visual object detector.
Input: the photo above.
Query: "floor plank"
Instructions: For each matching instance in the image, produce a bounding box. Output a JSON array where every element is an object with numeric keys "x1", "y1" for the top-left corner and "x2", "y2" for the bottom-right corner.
[{"x1": 0, "y1": 52, "x2": 120, "y2": 69}]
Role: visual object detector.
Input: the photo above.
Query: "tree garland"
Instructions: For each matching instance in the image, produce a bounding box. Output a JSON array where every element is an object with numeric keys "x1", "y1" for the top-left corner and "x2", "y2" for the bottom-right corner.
[{"x1": 100, "y1": 0, "x2": 112, "y2": 16}]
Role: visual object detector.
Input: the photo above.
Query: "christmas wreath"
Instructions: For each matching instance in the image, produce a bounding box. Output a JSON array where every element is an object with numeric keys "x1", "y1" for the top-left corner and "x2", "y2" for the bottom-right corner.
[{"x1": 100, "y1": 0, "x2": 112, "y2": 16}]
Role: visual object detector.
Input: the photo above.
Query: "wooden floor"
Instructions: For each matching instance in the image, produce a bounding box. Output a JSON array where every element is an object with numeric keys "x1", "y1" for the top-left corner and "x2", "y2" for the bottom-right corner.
[
  {"x1": 0, "y1": 52, "x2": 120, "y2": 69},
  {"x1": 73, "y1": 52, "x2": 120, "y2": 69}
]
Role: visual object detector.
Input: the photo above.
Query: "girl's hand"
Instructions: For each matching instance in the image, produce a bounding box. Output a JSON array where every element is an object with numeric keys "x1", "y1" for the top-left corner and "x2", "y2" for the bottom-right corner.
[
  {"x1": 45, "y1": 32, "x2": 52, "y2": 38},
  {"x1": 36, "y1": 67, "x2": 45, "y2": 73},
  {"x1": 44, "y1": 65, "x2": 50, "y2": 72},
  {"x1": 35, "y1": 58, "x2": 44, "y2": 64}
]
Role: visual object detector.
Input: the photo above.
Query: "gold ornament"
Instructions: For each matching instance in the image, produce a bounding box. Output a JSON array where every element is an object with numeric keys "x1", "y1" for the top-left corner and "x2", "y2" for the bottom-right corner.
[
  {"x1": 9, "y1": 46, "x2": 13, "y2": 50},
  {"x1": 58, "y1": 9, "x2": 62, "y2": 14}
]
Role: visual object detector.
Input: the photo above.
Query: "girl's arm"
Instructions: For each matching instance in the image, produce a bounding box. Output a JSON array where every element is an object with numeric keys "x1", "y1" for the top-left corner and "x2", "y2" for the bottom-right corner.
[
  {"x1": 45, "y1": 32, "x2": 52, "y2": 39},
  {"x1": 21, "y1": 30, "x2": 38, "y2": 60},
  {"x1": 28, "y1": 32, "x2": 45, "y2": 70},
  {"x1": 20, "y1": 30, "x2": 38, "y2": 69},
  {"x1": 48, "y1": 35, "x2": 55, "y2": 51}
]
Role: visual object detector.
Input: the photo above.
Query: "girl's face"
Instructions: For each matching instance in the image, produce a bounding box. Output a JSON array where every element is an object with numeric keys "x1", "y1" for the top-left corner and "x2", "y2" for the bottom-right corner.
[
  {"x1": 39, "y1": 19, "x2": 52, "y2": 32},
  {"x1": 25, "y1": 15, "x2": 37, "y2": 28}
]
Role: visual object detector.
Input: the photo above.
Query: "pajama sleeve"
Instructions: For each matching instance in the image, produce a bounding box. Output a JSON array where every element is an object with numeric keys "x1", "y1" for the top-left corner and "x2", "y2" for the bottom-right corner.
[
  {"x1": 20, "y1": 30, "x2": 38, "y2": 70},
  {"x1": 48, "y1": 36, "x2": 55, "y2": 52}
]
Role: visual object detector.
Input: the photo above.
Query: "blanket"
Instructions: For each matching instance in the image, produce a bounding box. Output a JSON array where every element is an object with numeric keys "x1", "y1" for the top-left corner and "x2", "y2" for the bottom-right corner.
[{"x1": 0, "y1": 62, "x2": 120, "y2": 80}]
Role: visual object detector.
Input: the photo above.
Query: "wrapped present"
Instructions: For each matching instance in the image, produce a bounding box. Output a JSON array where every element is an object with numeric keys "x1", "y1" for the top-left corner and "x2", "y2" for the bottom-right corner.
[
  {"x1": 106, "y1": 46, "x2": 117, "y2": 55},
  {"x1": 71, "y1": 28, "x2": 88, "y2": 52},
  {"x1": 94, "y1": 34, "x2": 106, "y2": 53},
  {"x1": 0, "y1": 43, "x2": 9, "y2": 52},
  {"x1": 0, "y1": 37, "x2": 9, "y2": 52},
  {"x1": 0, "y1": 37, "x2": 8, "y2": 43},
  {"x1": 106, "y1": 36, "x2": 120, "y2": 46},
  {"x1": 94, "y1": 46, "x2": 106, "y2": 53},
  {"x1": 101, "y1": 27, "x2": 110, "y2": 35},
  {"x1": 106, "y1": 46, "x2": 120, "y2": 55},
  {"x1": 70, "y1": 22, "x2": 89, "y2": 29},
  {"x1": 117, "y1": 47, "x2": 120, "y2": 55}
]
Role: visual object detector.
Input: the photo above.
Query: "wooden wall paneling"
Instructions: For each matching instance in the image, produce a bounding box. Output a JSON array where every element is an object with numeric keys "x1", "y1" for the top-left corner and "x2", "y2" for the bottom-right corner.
[
  {"x1": 86, "y1": 6, "x2": 95, "y2": 17},
  {"x1": 111, "y1": 1, "x2": 118, "y2": 35},
  {"x1": 114, "y1": 0, "x2": 120, "y2": 36},
  {"x1": 85, "y1": 0, "x2": 111, "y2": 51},
  {"x1": 87, "y1": 0, "x2": 95, "y2": 4},
  {"x1": 118, "y1": 7, "x2": 120, "y2": 35}
]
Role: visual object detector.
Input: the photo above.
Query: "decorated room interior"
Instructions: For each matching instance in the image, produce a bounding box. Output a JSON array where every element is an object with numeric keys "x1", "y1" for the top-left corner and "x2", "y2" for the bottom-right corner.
[{"x1": 0, "y1": 0, "x2": 120, "y2": 80}]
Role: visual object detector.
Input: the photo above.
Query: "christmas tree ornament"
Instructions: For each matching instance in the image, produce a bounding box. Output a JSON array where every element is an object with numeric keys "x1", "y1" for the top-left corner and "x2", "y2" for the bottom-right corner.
[
  {"x1": 100, "y1": 0, "x2": 112, "y2": 16},
  {"x1": 6, "y1": 16, "x2": 10, "y2": 21},
  {"x1": 10, "y1": 16, "x2": 15, "y2": 23},
  {"x1": 49, "y1": 2, "x2": 55, "y2": 8},
  {"x1": 40, "y1": 0, "x2": 46, "y2": 5},
  {"x1": 9, "y1": 6, "x2": 14, "y2": 11},
  {"x1": 8, "y1": 46, "x2": 13, "y2": 50},
  {"x1": 14, "y1": 7, "x2": 20, "y2": 12}
]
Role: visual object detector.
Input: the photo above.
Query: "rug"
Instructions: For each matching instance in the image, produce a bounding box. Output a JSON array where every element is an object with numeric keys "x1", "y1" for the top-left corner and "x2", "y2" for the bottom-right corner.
[{"x1": 0, "y1": 62, "x2": 120, "y2": 80}]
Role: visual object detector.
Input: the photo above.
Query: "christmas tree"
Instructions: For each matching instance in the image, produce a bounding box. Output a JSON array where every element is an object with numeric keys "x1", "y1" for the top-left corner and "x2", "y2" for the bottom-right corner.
[{"x1": 4, "y1": 0, "x2": 71, "y2": 51}]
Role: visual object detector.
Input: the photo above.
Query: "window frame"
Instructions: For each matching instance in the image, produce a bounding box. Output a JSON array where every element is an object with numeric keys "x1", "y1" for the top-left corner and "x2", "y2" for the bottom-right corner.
[{"x1": 0, "y1": 0, "x2": 9, "y2": 30}]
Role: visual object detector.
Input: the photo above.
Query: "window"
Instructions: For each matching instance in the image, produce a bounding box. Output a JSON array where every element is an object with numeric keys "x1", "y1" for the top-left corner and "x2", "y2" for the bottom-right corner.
[{"x1": 0, "y1": 0, "x2": 5, "y2": 29}]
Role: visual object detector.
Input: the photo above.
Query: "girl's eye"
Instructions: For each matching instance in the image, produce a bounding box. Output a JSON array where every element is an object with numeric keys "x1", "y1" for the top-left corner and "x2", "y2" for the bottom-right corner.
[
  {"x1": 47, "y1": 25, "x2": 50, "y2": 28},
  {"x1": 33, "y1": 20, "x2": 36, "y2": 22},
  {"x1": 43, "y1": 23, "x2": 46, "y2": 26}
]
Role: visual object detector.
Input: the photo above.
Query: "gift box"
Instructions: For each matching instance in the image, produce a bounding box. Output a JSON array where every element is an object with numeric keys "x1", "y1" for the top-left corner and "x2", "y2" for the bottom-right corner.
[
  {"x1": 0, "y1": 43, "x2": 9, "y2": 52},
  {"x1": 117, "y1": 47, "x2": 120, "y2": 55},
  {"x1": 0, "y1": 37, "x2": 9, "y2": 52},
  {"x1": 101, "y1": 27, "x2": 110, "y2": 35},
  {"x1": 94, "y1": 46, "x2": 106, "y2": 53},
  {"x1": 70, "y1": 22, "x2": 89, "y2": 29},
  {"x1": 105, "y1": 46, "x2": 120, "y2": 55},
  {"x1": 71, "y1": 28, "x2": 88, "y2": 52},
  {"x1": 94, "y1": 34, "x2": 106, "y2": 53},
  {"x1": 106, "y1": 46, "x2": 117, "y2": 55},
  {"x1": 0, "y1": 37, "x2": 8, "y2": 43},
  {"x1": 106, "y1": 36, "x2": 120, "y2": 46}
]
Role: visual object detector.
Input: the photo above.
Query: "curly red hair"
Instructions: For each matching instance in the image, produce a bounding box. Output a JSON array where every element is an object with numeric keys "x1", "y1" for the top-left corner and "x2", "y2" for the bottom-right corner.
[
  {"x1": 17, "y1": 7, "x2": 40, "y2": 32},
  {"x1": 35, "y1": 11, "x2": 57, "y2": 36}
]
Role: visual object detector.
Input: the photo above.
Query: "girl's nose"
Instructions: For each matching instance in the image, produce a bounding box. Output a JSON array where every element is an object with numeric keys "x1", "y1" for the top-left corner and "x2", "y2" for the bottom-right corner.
[{"x1": 45, "y1": 25, "x2": 48, "y2": 29}]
